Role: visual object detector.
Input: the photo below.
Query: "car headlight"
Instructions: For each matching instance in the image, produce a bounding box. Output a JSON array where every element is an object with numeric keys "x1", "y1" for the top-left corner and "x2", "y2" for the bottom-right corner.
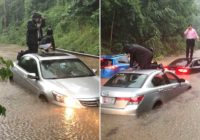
[{"x1": 52, "y1": 91, "x2": 81, "y2": 108}]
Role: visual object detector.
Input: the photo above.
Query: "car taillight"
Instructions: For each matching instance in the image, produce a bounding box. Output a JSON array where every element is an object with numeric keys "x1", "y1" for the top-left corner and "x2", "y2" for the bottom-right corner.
[
  {"x1": 176, "y1": 68, "x2": 189, "y2": 74},
  {"x1": 104, "y1": 65, "x2": 118, "y2": 70},
  {"x1": 164, "y1": 66, "x2": 169, "y2": 71},
  {"x1": 116, "y1": 95, "x2": 144, "y2": 104}
]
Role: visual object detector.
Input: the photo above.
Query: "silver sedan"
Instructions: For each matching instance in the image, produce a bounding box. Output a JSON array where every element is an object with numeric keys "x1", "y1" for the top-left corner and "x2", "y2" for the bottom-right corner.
[
  {"x1": 11, "y1": 52, "x2": 99, "y2": 108},
  {"x1": 101, "y1": 69, "x2": 191, "y2": 116}
]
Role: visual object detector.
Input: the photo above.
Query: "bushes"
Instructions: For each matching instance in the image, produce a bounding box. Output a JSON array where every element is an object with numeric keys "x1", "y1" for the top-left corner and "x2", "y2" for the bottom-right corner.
[
  {"x1": 101, "y1": 0, "x2": 200, "y2": 57},
  {"x1": 0, "y1": 56, "x2": 13, "y2": 116},
  {"x1": 0, "y1": 1, "x2": 99, "y2": 55}
]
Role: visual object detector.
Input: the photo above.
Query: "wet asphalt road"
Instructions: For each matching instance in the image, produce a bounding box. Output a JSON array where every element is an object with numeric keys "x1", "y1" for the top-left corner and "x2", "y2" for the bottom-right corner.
[
  {"x1": 0, "y1": 44, "x2": 99, "y2": 140},
  {"x1": 102, "y1": 50, "x2": 200, "y2": 140}
]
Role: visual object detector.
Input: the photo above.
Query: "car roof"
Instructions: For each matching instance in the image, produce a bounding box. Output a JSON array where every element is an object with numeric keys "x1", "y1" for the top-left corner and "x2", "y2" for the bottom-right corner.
[
  {"x1": 101, "y1": 54, "x2": 126, "y2": 59},
  {"x1": 170, "y1": 57, "x2": 200, "y2": 63},
  {"x1": 119, "y1": 69, "x2": 162, "y2": 75},
  {"x1": 23, "y1": 52, "x2": 77, "y2": 61},
  {"x1": 168, "y1": 57, "x2": 200, "y2": 66}
]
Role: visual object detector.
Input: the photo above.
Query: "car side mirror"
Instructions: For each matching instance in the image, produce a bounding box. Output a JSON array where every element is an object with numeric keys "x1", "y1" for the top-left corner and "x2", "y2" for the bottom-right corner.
[
  {"x1": 179, "y1": 78, "x2": 185, "y2": 83},
  {"x1": 92, "y1": 69, "x2": 97, "y2": 74},
  {"x1": 27, "y1": 73, "x2": 39, "y2": 80}
]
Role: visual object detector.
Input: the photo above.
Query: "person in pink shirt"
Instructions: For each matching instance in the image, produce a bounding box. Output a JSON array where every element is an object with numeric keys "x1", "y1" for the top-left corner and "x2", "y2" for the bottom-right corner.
[{"x1": 184, "y1": 24, "x2": 199, "y2": 61}]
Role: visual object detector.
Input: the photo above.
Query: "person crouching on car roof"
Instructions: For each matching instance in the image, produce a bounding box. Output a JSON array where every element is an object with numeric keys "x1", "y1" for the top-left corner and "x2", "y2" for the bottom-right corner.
[
  {"x1": 122, "y1": 43, "x2": 153, "y2": 69},
  {"x1": 39, "y1": 26, "x2": 55, "y2": 52}
]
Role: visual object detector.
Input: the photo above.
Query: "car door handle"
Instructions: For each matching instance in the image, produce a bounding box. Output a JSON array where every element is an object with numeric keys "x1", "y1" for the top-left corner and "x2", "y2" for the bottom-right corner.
[
  {"x1": 12, "y1": 67, "x2": 17, "y2": 72},
  {"x1": 158, "y1": 89, "x2": 164, "y2": 92},
  {"x1": 24, "y1": 74, "x2": 27, "y2": 78},
  {"x1": 172, "y1": 86, "x2": 177, "y2": 88}
]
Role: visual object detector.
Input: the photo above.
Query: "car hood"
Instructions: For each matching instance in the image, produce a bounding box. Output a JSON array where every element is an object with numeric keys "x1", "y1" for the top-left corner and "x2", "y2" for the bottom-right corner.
[
  {"x1": 46, "y1": 76, "x2": 99, "y2": 99},
  {"x1": 101, "y1": 86, "x2": 142, "y2": 97}
]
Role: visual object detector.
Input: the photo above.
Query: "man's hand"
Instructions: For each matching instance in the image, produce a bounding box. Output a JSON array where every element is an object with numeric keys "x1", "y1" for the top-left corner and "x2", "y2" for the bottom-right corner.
[{"x1": 37, "y1": 23, "x2": 41, "y2": 28}]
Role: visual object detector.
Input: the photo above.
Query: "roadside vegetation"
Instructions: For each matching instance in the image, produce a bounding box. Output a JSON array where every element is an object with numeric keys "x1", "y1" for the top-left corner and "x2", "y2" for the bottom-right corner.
[
  {"x1": 0, "y1": 57, "x2": 13, "y2": 116},
  {"x1": 102, "y1": 0, "x2": 200, "y2": 58},
  {"x1": 0, "y1": 0, "x2": 99, "y2": 55}
]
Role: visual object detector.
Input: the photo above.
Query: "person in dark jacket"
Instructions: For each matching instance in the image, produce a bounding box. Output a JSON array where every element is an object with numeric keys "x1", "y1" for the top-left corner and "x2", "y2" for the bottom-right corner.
[
  {"x1": 26, "y1": 12, "x2": 43, "y2": 53},
  {"x1": 122, "y1": 43, "x2": 153, "y2": 69}
]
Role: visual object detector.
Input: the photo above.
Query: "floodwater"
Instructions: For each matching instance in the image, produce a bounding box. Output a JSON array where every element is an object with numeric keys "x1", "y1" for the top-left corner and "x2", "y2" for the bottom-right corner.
[
  {"x1": 101, "y1": 50, "x2": 200, "y2": 140},
  {"x1": 0, "y1": 44, "x2": 99, "y2": 140}
]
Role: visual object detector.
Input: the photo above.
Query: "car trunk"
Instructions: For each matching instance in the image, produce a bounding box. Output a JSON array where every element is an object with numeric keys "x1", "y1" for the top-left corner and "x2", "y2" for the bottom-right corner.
[{"x1": 101, "y1": 86, "x2": 141, "y2": 109}]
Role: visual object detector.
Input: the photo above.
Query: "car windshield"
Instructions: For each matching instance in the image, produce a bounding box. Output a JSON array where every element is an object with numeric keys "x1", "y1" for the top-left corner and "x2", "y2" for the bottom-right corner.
[
  {"x1": 40, "y1": 59, "x2": 94, "y2": 79},
  {"x1": 104, "y1": 73, "x2": 147, "y2": 88},
  {"x1": 101, "y1": 59, "x2": 113, "y2": 68},
  {"x1": 169, "y1": 58, "x2": 189, "y2": 67}
]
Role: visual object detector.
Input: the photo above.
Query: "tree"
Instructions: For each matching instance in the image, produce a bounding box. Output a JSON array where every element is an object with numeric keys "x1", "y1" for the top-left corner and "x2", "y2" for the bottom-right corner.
[{"x1": 101, "y1": 0, "x2": 199, "y2": 56}]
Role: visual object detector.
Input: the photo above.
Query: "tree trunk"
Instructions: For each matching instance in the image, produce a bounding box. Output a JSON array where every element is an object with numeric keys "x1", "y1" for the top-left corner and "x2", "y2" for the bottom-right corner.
[
  {"x1": 3, "y1": 0, "x2": 8, "y2": 31},
  {"x1": 110, "y1": 11, "x2": 115, "y2": 46}
]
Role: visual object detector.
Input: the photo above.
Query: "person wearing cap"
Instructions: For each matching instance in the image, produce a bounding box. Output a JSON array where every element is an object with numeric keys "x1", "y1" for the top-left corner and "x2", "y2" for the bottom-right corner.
[
  {"x1": 184, "y1": 24, "x2": 199, "y2": 61},
  {"x1": 26, "y1": 12, "x2": 43, "y2": 53},
  {"x1": 122, "y1": 43, "x2": 153, "y2": 69}
]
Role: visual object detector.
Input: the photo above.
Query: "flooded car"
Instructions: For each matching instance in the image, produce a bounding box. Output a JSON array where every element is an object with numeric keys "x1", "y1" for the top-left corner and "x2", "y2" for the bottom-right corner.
[
  {"x1": 101, "y1": 69, "x2": 191, "y2": 116},
  {"x1": 164, "y1": 57, "x2": 200, "y2": 74},
  {"x1": 11, "y1": 52, "x2": 99, "y2": 108}
]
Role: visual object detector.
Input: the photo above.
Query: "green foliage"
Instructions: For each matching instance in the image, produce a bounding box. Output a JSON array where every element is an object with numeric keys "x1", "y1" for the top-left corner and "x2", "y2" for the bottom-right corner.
[
  {"x1": 0, "y1": 105, "x2": 6, "y2": 116},
  {"x1": 102, "y1": 0, "x2": 200, "y2": 57},
  {"x1": 0, "y1": 56, "x2": 13, "y2": 116},
  {"x1": 0, "y1": 0, "x2": 99, "y2": 55},
  {"x1": 0, "y1": 56, "x2": 13, "y2": 80}
]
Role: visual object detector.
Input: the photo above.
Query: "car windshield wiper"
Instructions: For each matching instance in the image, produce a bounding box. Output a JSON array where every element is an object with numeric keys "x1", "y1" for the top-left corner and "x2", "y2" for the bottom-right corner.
[{"x1": 46, "y1": 77, "x2": 59, "y2": 79}]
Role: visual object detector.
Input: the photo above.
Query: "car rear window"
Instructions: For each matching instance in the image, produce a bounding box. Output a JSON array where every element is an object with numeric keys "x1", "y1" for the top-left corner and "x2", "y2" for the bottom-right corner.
[
  {"x1": 104, "y1": 73, "x2": 147, "y2": 88},
  {"x1": 101, "y1": 59, "x2": 113, "y2": 68},
  {"x1": 117, "y1": 56, "x2": 129, "y2": 64},
  {"x1": 169, "y1": 58, "x2": 189, "y2": 67}
]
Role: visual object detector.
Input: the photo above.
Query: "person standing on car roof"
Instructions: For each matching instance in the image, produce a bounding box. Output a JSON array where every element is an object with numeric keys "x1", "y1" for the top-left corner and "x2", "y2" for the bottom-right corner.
[
  {"x1": 184, "y1": 24, "x2": 199, "y2": 61},
  {"x1": 122, "y1": 43, "x2": 153, "y2": 69},
  {"x1": 26, "y1": 12, "x2": 44, "y2": 53}
]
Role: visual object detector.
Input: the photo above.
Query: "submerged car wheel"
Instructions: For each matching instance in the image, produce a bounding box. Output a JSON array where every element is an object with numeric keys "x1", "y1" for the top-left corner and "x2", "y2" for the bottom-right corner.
[
  {"x1": 152, "y1": 100, "x2": 163, "y2": 110},
  {"x1": 39, "y1": 94, "x2": 48, "y2": 102}
]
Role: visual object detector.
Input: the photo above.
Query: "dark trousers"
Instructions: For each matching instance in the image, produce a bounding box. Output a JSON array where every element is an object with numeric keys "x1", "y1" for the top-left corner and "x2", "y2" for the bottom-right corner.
[
  {"x1": 28, "y1": 45, "x2": 38, "y2": 53},
  {"x1": 140, "y1": 56, "x2": 153, "y2": 69},
  {"x1": 186, "y1": 39, "x2": 195, "y2": 60}
]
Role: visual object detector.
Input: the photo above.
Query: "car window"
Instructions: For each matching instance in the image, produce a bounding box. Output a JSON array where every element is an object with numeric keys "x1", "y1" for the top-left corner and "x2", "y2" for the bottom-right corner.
[
  {"x1": 165, "y1": 72, "x2": 179, "y2": 84},
  {"x1": 117, "y1": 56, "x2": 129, "y2": 64},
  {"x1": 40, "y1": 59, "x2": 94, "y2": 79},
  {"x1": 104, "y1": 73, "x2": 147, "y2": 88},
  {"x1": 151, "y1": 73, "x2": 167, "y2": 87},
  {"x1": 101, "y1": 59, "x2": 113, "y2": 68},
  {"x1": 18, "y1": 56, "x2": 38, "y2": 75},
  {"x1": 192, "y1": 60, "x2": 200, "y2": 67},
  {"x1": 169, "y1": 58, "x2": 189, "y2": 67}
]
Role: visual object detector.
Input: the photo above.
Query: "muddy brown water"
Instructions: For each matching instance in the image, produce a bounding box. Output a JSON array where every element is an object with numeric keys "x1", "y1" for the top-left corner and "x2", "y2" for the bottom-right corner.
[
  {"x1": 101, "y1": 50, "x2": 200, "y2": 140},
  {"x1": 0, "y1": 44, "x2": 99, "y2": 140}
]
